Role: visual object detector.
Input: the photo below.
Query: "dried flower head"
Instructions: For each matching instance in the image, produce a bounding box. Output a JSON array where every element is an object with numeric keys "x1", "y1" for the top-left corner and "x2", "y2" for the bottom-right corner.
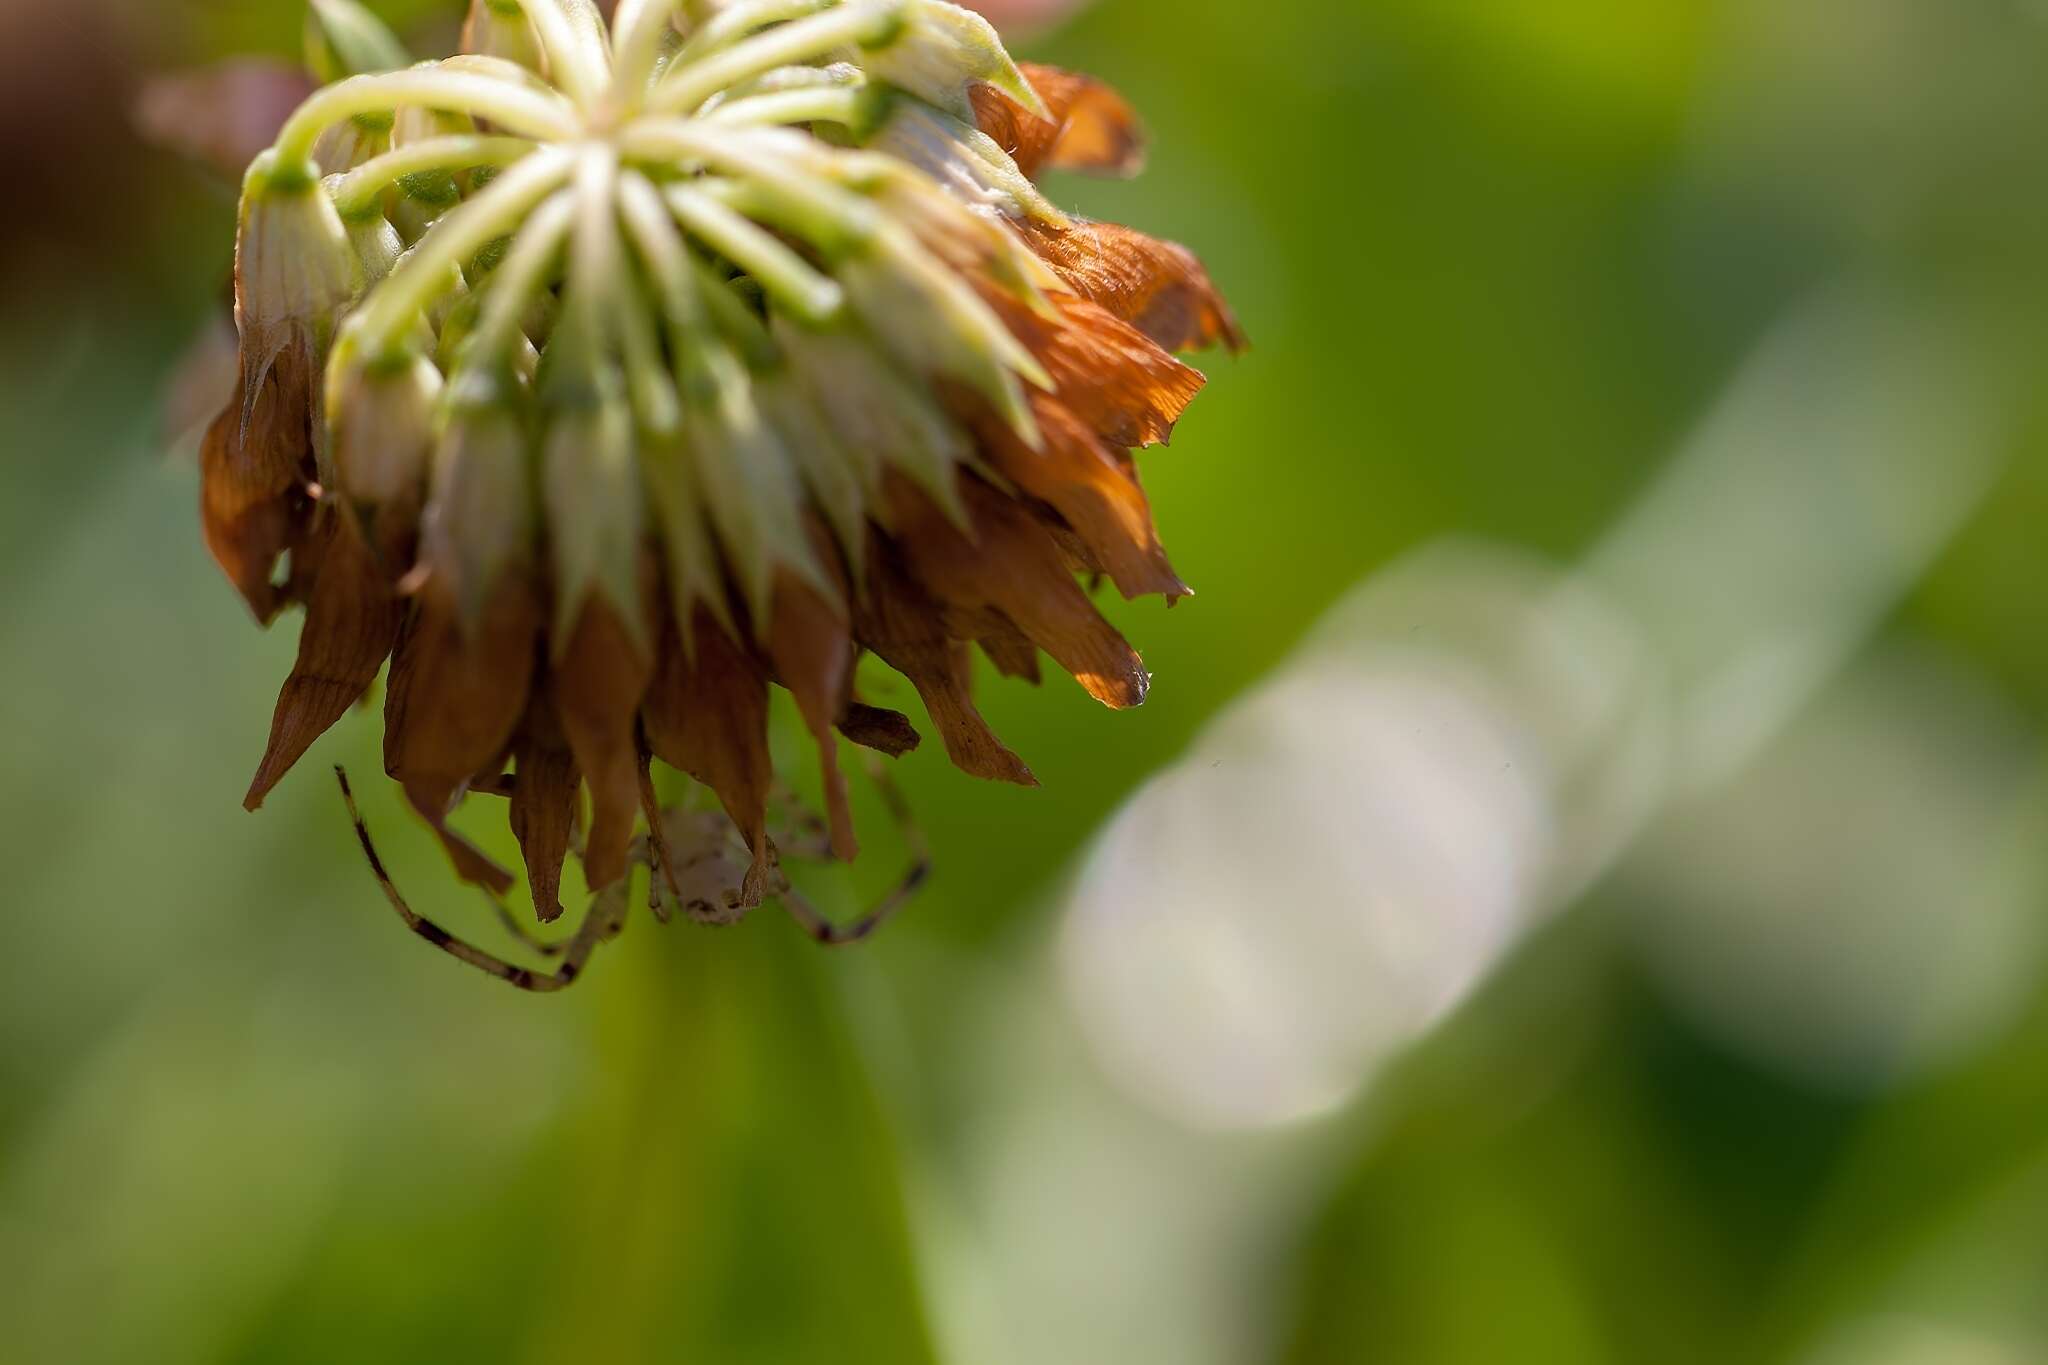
[{"x1": 205, "y1": 0, "x2": 1241, "y2": 951}]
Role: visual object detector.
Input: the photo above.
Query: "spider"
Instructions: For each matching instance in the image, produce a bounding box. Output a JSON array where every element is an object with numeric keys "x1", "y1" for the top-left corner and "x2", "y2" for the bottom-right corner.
[{"x1": 335, "y1": 757, "x2": 930, "y2": 993}]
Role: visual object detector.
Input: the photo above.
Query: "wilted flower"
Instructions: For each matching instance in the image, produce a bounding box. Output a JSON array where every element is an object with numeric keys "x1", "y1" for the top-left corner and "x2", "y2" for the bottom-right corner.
[{"x1": 204, "y1": 0, "x2": 1241, "y2": 954}]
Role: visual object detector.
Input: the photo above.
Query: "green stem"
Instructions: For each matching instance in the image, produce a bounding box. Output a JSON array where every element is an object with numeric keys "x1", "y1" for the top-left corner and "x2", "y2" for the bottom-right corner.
[
  {"x1": 673, "y1": 0, "x2": 836, "y2": 66},
  {"x1": 647, "y1": 0, "x2": 905, "y2": 115},
  {"x1": 610, "y1": 0, "x2": 682, "y2": 101},
  {"x1": 618, "y1": 169, "x2": 707, "y2": 334},
  {"x1": 620, "y1": 121, "x2": 880, "y2": 254},
  {"x1": 523, "y1": 0, "x2": 613, "y2": 106},
  {"x1": 705, "y1": 86, "x2": 865, "y2": 130},
  {"x1": 328, "y1": 135, "x2": 539, "y2": 217},
  {"x1": 274, "y1": 68, "x2": 578, "y2": 172},
  {"x1": 464, "y1": 190, "x2": 577, "y2": 371},
  {"x1": 566, "y1": 144, "x2": 625, "y2": 352},
  {"x1": 665, "y1": 184, "x2": 844, "y2": 324},
  {"x1": 343, "y1": 147, "x2": 576, "y2": 361}
]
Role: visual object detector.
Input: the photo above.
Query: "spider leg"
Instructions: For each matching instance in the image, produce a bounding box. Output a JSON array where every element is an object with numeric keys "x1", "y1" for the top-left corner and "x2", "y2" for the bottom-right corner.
[
  {"x1": 486, "y1": 894, "x2": 571, "y2": 958},
  {"x1": 768, "y1": 785, "x2": 834, "y2": 863},
  {"x1": 783, "y1": 757, "x2": 933, "y2": 948},
  {"x1": 471, "y1": 770, "x2": 517, "y2": 799},
  {"x1": 337, "y1": 766, "x2": 625, "y2": 993},
  {"x1": 637, "y1": 751, "x2": 679, "y2": 925}
]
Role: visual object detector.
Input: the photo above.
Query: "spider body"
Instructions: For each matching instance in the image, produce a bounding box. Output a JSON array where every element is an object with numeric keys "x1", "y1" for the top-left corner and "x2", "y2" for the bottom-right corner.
[{"x1": 338, "y1": 759, "x2": 929, "y2": 992}]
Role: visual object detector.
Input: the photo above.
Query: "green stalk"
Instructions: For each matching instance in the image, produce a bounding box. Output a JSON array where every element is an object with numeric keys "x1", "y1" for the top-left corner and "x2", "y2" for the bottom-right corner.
[
  {"x1": 665, "y1": 184, "x2": 845, "y2": 325},
  {"x1": 342, "y1": 147, "x2": 576, "y2": 363},
  {"x1": 328, "y1": 135, "x2": 539, "y2": 218},
  {"x1": 647, "y1": 0, "x2": 905, "y2": 115},
  {"x1": 273, "y1": 68, "x2": 577, "y2": 173}
]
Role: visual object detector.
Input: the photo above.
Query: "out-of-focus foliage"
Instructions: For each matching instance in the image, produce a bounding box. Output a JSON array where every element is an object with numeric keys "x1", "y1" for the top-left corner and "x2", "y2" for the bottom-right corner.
[{"x1": 6, "y1": 0, "x2": 2048, "y2": 1362}]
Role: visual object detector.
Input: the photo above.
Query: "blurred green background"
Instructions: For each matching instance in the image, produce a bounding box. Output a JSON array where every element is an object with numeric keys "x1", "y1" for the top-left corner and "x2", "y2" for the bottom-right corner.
[{"x1": 8, "y1": 0, "x2": 2048, "y2": 1361}]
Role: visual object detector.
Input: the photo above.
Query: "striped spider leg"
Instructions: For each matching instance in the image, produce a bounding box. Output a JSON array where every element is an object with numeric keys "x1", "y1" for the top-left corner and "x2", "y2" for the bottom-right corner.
[
  {"x1": 766, "y1": 757, "x2": 933, "y2": 947},
  {"x1": 338, "y1": 766, "x2": 627, "y2": 992}
]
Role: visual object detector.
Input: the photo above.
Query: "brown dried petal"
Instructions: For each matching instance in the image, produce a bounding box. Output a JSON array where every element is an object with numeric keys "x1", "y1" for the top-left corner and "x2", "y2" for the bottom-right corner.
[
  {"x1": 767, "y1": 570, "x2": 859, "y2": 862},
  {"x1": 854, "y1": 536, "x2": 1037, "y2": 787},
  {"x1": 200, "y1": 361, "x2": 313, "y2": 624},
  {"x1": 976, "y1": 618, "x2": 1043, "y2": 683},
  {"x1": 643, "y1": 607, "x2": 775, "y2": 907},
  {"x1": 554, "y1": 587, "x2": 657, "y2": 895},
  {"x1": 971, "y1": 62, "x2": 1146, "y2": 180},
  {"x1": 510, "y1": 675, "x2": 581, "y2": 924},
  {"x1": 381, "y1": 576, "x2": 539, "y2": 895},
  {"x1": 1018, "y1": 216, "x2": 1248, "y2": 356},
  {"x1": 839, "y1": 703, "x2": 924, "y2": 758},
  {"x1": 888, "y1": 475, "x2": 1150, "y2": 710},
  {"x1": 975, "y1": 395, "x2": 1188, "y2": 602},
  {"x1": 988, "y1": 288, "x2": 1206, "y2": 449},
  {"x1": 243, "y1": 509, "x2": 406, "y2": 810}
]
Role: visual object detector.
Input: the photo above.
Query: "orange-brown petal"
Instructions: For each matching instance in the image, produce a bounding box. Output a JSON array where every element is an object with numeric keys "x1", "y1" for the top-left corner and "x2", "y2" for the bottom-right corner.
[
  {"x1": 510, "y1": 675, "x2": 581, "y2": 924},
  {"x1": 887, "y1": 474, "x2": 1150, "y2": 710},
  {"x1": 975, "y1": 617, "x2": 1042, "y2": 684},
  {"x1": 643, "y1": 606, "x2": 775, "y2": 906},
  {"x1": 767, "y1": 569, "x2": 859, "y2": 862},
  {"x1": 200, "y1": 364, "x2": 312, "y2": 624},
  {"x1": 243, "y1": 508, "x2": 406, "y2": 811},
  {"x1": 1017, "y1": 216, "x2": 1248, "y2": 356},
  {"x1": 382, "y1": 576, "x2": 539, "y2": 895},
  {"x1": 554, "y1": 584, "x2": 657, "y2": 896},
  {"x1": 854, "y1": 535, "x2": 1037, "y2": 787},
  {"x1": 985, "y1": 288, "x2": 1206, "y2": 449},
  {"x1": 971, "y1": 63, "x2": 1146, "y2": 180},
  {"x1": 974, "y1": 394, "x2": 1188, "y2": 602}
]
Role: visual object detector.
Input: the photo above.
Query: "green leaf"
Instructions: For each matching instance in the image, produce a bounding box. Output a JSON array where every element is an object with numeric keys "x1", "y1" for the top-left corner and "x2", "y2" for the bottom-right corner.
[{"x1": 305, "y1": 0, "x2": 412, "y2": 82}]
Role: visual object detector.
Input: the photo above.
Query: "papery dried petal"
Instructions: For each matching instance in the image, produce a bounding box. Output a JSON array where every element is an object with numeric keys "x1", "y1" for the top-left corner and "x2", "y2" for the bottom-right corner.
[
  {"x1": 643, "y1": 607, "x2": 775, "y2": 906},
  {"x1": 984, "y1": 288, "x2": 1205, "y2": 449},
  {"x1": 973, "y1": 394, "x2": 1187, "y2": 602},
  {"x1": 973, "y1": 615, "x2": 1041, "y2": 683},
  {"x1": 1017, "y1": 216, "x2": 1248, "y2": 356},
  {"x1": 970, "y1": 62, "x2": 1145, "y2": 180},
  {"x1": 554, "y1": 585, "x2": 656, "y2": 894},
  {"x1": 244, "y1": 509, "x2": 407, "y2": 810},
  {"x1": 382, "y1": 577, "x2": 539, "y2": 893},
  {"x1": 854, "y1": 536, "x2": 1037, "y2": 787},
  {"x1": 509, "y1": 675, "x2": 581, "y2": 924},
  {"x1": 887, "y1": 474, "x2": 1149, "y2": 709},
  {"x1": 200, "y1": 368, "x2": 310, "y2": 624}
]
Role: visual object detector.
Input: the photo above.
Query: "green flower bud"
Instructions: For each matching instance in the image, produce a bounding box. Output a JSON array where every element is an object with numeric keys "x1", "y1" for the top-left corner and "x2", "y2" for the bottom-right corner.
[
  {"x1": 311, "y1": 113, "x2": 393, "y2": 176},
  {"x1": 461, "y1": 0, "x2": 547, "y2": 77},
  {"x1": 234, "y1": 151, "x2": 362, "y2": 452},
  {"x1": 330, "y1": 350, "x2": 442, "y2": 516},
  {"x1": 864, "y1": 0, "x2": 1046, "y2": 123},
  {"x1": 774, "y1": 318, "x2": 967, "y2": 524},
  {"x1": 544, "y1": 393, "x2": 646, "y2": 648},
  {"x1": 343, "y1": 211, "x2": 405, "y2": 287},
  {"x1": 422, "y1": 376, "x2": 535, "y2": 631},
  {"x1": 681, "y1": 353, "x2": 831, "y2": 624},
  {"x1": 238, "y1": 151, "x2": 360, "y2": 338}
]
